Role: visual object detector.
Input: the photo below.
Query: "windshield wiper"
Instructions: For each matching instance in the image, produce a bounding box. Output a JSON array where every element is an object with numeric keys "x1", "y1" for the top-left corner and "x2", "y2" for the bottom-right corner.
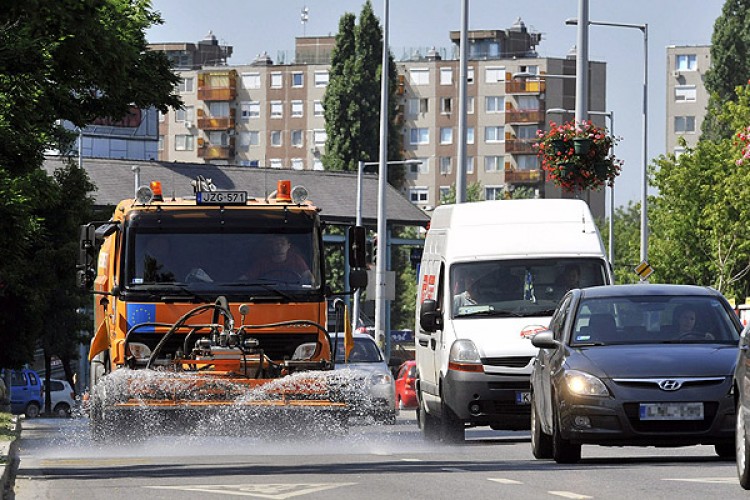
[
  {"x1": 456, "y1": 309, "x2": 523, "y2": 318},
  {"x1": 130, "y1": 283, "x2": 208, "y2": 302},
  {"x1": 223, "y1": 281, "x2": 295, "y2": 301}
]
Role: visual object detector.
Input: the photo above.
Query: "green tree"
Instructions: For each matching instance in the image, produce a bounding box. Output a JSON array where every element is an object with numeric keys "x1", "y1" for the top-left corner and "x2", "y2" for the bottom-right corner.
[
  {"x1": 323, "y1": 1, "x2": 403, "y2": 186},
  {"x1": 702, "y1": 0, "x2": 750, "y2": 140},
  {"x1": 439, "y1": 182, "x2": 483, "y2": 205}
]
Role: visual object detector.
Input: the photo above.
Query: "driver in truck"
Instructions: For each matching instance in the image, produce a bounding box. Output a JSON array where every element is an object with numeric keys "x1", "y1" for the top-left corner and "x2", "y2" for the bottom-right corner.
[{"x1": 243, "y1": 234, "x2": 313, "y2": 284}]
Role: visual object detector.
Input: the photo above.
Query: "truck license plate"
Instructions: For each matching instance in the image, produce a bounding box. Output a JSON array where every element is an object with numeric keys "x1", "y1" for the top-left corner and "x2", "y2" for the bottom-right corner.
[
  {"x1": 196, "y1": 191, "x2": 247, "y2": 205},
  {"x1": 515, "y1": 391, "x2": 531, "y2": 405},
  {"x1": 639, "y1": 402, "x2": 704, "y2": 420}
]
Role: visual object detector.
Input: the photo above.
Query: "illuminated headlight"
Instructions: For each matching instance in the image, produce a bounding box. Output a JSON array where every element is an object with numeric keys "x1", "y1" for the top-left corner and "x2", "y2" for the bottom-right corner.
[
  {"x1": 564, "y1": 370, "x2": 610, "y2": 397},
  {"x1": 448, "y1": 339, "x2": 483, "y2": 372},
  {"x1": 369, "y1": 373, "x2": 393, "y2": 386}
]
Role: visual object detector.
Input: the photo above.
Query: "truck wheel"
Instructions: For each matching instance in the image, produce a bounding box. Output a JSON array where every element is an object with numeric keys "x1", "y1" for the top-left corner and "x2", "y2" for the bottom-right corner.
[
  {"x1": 417, "y1": 392, "x2": 440, "y2": 441},
  {"x1": 440, "y1": 399, "x2": 465, "y2": 444},
  {"x1": 531, "y1": 393, "x2": 553, "y2": 459},
  {"x1": 25, "y1": 402, "x2": 41, "y2": 419}
]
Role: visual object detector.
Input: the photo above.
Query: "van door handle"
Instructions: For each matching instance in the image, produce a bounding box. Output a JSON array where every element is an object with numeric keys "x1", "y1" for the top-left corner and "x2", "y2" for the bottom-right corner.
[
  {"x1": 430, "y1": 338, "x2": 436, "y2": 350},
  {"x1": 418, "y1": 339, "x2": 429, "y2": 347}
]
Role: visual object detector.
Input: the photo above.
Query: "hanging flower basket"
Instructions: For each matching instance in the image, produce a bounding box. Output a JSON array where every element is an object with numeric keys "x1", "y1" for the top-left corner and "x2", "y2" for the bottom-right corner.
[{"x1": 534, "y1": 120, "x2": 622, "y2": 192}]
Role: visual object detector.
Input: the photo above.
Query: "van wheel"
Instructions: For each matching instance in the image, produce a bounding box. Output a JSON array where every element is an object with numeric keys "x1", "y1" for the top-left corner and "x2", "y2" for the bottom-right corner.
[
  {"x1": 25, "y1": 402, "x2": 41, "y2": 419},
  {"x1": 531, "y1": 394, "x2": 553, "y2": 459},
  {"x1": 54, "y1": 403, "x2": 71, "y2": 418},
  {"x1": 417, "y1": 392, "x2": 440, "y2": 441},
  {"x1": 440, "y1": 399, "x2": 465, "y2": 444}
]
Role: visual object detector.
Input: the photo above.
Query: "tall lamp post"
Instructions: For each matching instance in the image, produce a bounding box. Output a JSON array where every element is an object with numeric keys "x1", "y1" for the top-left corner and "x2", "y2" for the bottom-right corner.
[
  {"x1": 547, "y1": 108, "x2": 615, "y2": 266},
  {"x1": 566, "y1": 17, "x2": 649, "y2": 269}
]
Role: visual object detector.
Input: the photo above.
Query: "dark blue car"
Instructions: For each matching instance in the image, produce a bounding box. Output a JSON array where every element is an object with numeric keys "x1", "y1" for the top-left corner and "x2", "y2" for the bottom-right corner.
[{"x1": 4, "y1": 368, "x2": 44, "y2": 418}]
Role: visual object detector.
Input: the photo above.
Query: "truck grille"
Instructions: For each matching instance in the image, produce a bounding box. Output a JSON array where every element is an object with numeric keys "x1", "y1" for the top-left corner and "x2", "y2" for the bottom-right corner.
[{"x1": 482, "y1": 356, "x2": 533, "y2": 368}]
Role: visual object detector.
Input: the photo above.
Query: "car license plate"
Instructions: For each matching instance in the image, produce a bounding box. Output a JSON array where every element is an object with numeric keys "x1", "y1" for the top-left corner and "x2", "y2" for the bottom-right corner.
[
  {"x1": 515, "y1": 391, "x2": 531, "y2": 405},
  {"x1": 639, "y1": 402, "x2": 704, "y2": 420},
  {"x1": 196, "y1": 191, "x2": 247, "y2": 205}
]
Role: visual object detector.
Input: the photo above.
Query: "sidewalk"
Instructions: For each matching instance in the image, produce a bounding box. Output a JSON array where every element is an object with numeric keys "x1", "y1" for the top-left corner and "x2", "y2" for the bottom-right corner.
[{"x1": 0, "y1": 416, "x2": 20, "y2": 500}]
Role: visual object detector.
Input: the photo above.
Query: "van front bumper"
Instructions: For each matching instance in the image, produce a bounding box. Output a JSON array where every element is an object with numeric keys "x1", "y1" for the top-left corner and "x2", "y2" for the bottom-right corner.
[{"x1": 443, "y1": 369, "x2": 531, "y2": 430}]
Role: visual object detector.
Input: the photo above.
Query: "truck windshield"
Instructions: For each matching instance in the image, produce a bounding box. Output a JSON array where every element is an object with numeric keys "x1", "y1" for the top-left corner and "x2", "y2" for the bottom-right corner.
[
  {"x1": 123, "y1": 210, "x2": 322, "y2": 293},
  {"x1": 450, "y1": 258, "x2": 607, "y2": 319}
]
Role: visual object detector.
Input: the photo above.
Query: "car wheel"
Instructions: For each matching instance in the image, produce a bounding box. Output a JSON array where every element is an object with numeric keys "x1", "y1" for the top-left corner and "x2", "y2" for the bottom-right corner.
[
  {"x1": 54, "y1": 403, "x2": 71, "y2": 418},
  {"x1": 552, "y1": 406, "x2": 581, "y2": 464},
  {"x1": 439, "y1": 398, "x2": 465, "y2": 444},
  {"x1": 25, "y1": 402, "x2": 41, "y2": 419},
  {"x1": 737, "y1": 403, "x2": 750, "y2": 489},
  {"x1": 531, "y1": 393, "x2": 553, "y2": 459},
  {"x1": 417, "y1": 391, "x2": 440, "y2": 441}
]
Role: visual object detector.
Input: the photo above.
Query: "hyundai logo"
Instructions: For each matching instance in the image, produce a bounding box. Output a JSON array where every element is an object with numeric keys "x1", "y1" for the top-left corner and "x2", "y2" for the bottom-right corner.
[{"x1": 658, "y1": 379, "x2": 683, "y2": 391}]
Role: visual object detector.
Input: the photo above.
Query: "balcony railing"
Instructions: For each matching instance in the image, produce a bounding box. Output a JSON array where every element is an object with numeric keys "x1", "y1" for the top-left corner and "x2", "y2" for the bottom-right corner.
[
  {"x1": 505, "y1": 109, "x2": 544, "y2": 124},
  {"x1": 505, "y1": 79, "x2": 546, "y2": 94},
  {"x1": 197, "y1": 88, "x2": 237, "y2": 101},
  {"x1": 505, "y1": 138, "x2": 537, "y2": 154},
  {"x1": 197, "y1": 116, "x2": 236, "y2": 131},
  {"x1": 197, "y1": 138, "x2": 235, "y2": 160},
  {"x1": 504, "y1": 169, "x2": 542, "y2": 184},
  {"x1": 197, "y1": 70, "x2": 238, "y2": 101}
]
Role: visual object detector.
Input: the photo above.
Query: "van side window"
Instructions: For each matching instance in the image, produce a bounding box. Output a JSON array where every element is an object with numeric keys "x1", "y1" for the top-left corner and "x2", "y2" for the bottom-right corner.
[{"x1": 437, "y1": 263, "x2": 446, "y2": 313}]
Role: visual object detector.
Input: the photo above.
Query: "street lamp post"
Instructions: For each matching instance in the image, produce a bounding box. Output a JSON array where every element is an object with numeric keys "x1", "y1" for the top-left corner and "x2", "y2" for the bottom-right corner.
[
  {"x1": 566, "y1": 17, "x2": 649, "y2": 270},
  {"x1": 547, "y1": 108, "x2": 615, "y2": 266}
]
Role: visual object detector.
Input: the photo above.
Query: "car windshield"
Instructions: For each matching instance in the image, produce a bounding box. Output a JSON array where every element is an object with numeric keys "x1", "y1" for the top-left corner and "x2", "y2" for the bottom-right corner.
[
  {"x1": 333, "y1": 337, "x2": 383, "y2": 363},
  {"x1": 451, "y1": 258, "x2": 607, "y2": 318},
  {"x1": 570, "y1": 295, "x2": 741, "y2": 346}
]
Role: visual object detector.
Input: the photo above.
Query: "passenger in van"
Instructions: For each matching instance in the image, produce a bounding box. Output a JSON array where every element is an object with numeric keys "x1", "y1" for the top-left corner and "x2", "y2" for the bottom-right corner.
[
  {"x1": 453, "y1": 270, "x2": 483, "y2": 313},
  {"x1": 556, "y1": 264, "x2": 581, "y2": 292}
]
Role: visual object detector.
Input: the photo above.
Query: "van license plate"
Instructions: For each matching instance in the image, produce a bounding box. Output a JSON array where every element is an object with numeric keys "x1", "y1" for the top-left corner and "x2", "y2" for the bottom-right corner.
[
  {"x1": 515, "y1": 391, "x2": 531, "y2": 404},
  {"x1": 639, "y1": 402, "x2": 704, "y2": 420}
]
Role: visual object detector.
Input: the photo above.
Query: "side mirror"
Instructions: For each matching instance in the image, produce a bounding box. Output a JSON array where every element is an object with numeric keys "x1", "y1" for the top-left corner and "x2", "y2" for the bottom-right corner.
[
  {"x1": 349, "y1": 268, "x2": 368, "y2": 290},
  {"x1": 419, "y1": 299, "x2": 442, "y2": 333},
  {"x1": 77, "y1": 224, "x2": 97, "y2": 290},
  {"x1": 530, "y1": 331, "x2": 560, "y2": 349}
]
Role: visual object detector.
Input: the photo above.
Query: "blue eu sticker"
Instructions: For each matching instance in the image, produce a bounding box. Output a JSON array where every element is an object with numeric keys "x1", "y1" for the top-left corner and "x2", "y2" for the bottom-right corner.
[{"x1": 127, "y1": 304, "x2": 156, "y2": 333}]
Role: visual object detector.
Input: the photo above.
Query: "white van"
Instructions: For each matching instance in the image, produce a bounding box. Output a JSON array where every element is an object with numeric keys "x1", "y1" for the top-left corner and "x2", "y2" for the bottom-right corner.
[{"x1": 415, "y1": 199, "x2": 612, "y2": 442}]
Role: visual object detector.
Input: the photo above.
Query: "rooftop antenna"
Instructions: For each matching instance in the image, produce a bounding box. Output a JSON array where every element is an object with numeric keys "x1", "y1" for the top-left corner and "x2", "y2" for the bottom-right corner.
[{"x1": 301, "y1": 6, "x2": 309, "y2": 36}]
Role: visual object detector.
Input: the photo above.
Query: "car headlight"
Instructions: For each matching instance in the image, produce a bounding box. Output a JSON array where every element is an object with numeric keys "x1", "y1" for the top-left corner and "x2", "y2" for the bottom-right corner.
[
  {"x1": 448, "y1": 339, "x2": 483, "y2": 373},
  {"x1": 564, "y1": 370, "x2": 610, "y2": 397},
  {"x1": 369, "y1": 373, "x2": 393, "y2": 386}
]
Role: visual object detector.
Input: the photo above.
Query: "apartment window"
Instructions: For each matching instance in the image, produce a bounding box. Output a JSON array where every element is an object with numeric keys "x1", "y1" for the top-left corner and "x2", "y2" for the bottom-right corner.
[
  {"x1": 485, "y1": 96, "x2": 504, "y2": 113},
  {"x1": 158, "y1": 112, "x2": 165, "y2": 123},
  {"x1": 240, "y1": 101, "x2": 260, "y2": 120},
  {"x1": 485, "y1": 186, "x2": 504, "y2": 200},
  {"x1": 516, "y1": 155, "x2": 539, "y2": 170},
  {"x1": 676, "y1": 54, "x2": 697, "y2": 71},
  {"x1": 485, "y1": 66, "x2": 505, "y2": 83},
  {"x1": 314, "y1": 70, "x2": 329, "y2": 87},
  {"x1": 674, "y1": 147, "x2": 685, "y2": 159},
  {"x1": 291, "y1": 129, "x2": 303, "y2": 147},
  {"x1": 409, "y1": 127, "x2": 430, "y2": 145},
  {"x1": 439, "y1": 186, "x2": 451, "y2": 203},
  {"x1": 239, "y1": 131, "x2": 259, "y2": 147},
  {"x1": 208, "y1": 131, "x2": 229, "y2": 146},
  {"x1": 517, "y1": 95, "x2": 540, "y2": 110},
  {"x1": 292, "y1": 72, "x2": 304, "y2": 87},
  {"x1": 409, "y1": 187, "x2": 429, "y2": 204},
  {"x1": 241, "y1": 72, "x2": 261, "y2": 89},
  {"x1": 177, "y1": 77, "x2": 194, "y2": 93},
  {"x1": 466, "y1": 156, "x2": 474, "y2": 174},
  {"x1": 269, "y1": 159, "x2": 283, "y2": 169},
  {"x1": 467, "y1": 96, "x2": 475, "y2": 114},
  {"x1": 440, "y1": 97, "x2": 453, "y2": 114},
  {"x1": 516, "y1": 125, "x2": 537, "y2": 139},
  {"x1": 467, "y1": 127, "x2": 475, "y2": 145},
  {"x1": 484, "y1": 155, "x2": 503, "y2": 171},
  {"x1": 270, "y1": 130, "x2": 282, "y2": 146},
  {"x1": 467, "y1": 67, "x2": 475, "y2": 84},
  {"x1": 414, "y1": 157, "x2": 430, "y2": 174},
  {"x1": 674, "y1": 115, "x2": 696, "y2": 133},
  {"x1": 291, "y1": 158, "x2": 304, "y2": 170},
  {"x1": 410, "y1": 68, "x2": 430, "y2": 85},
  {"x1": 208, "y1": 101, "x2": 229, "y2": 117},
  {"x1": 408, "y1": 98, "x2": 429, "y2": 115},
  {"x1": 270, "y1": 101, "x2": 283, "y2": 118},
  {"x1": 519, "y1": 65, "x2": 538, "y2": 75},
  {"x1": 291, "y1": 100, "x2": 304, "y2": 117},
  {"x1": 314, "y1": 100, "x2": 324, "y2": 116},
  {"x1": 313, "y1": 159, "x2": 324, "y2": 171},
  {"x1": 157, "y1": 137, "x2": 164, "y2": 151},
  {"x1": 440, "y1": 127, "x2": 453, "y2": 145},
  {"x1": 440, "y1": 67, "x2": 453, "y2": 85},
  {"x1": 270, "y1": 72, "x2": 283, "y2": 88},
  {"x1": 439, "y1": 156, "x2": 452, "y2": 174},
  {"x1": 175, "y1": 106, "x2": 195, "y2": 122},
  {"x1": 313, "y1": 129, "x2": 327, "y2": 145},
  {"x1": 675, "y1": 85, "x2": 697, "y2": 102},
  {"x1": 174, "y1": 135, "x2": 194, "y2": 151},
  {"x1": 484, "y1": 126, "x2": 504, "y2": 143}
]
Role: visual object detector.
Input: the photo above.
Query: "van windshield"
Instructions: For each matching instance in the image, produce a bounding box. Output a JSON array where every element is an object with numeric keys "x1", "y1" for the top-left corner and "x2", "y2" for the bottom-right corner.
[{"x1": 450, "y1": 258, "x2": 607, "y2": 318}]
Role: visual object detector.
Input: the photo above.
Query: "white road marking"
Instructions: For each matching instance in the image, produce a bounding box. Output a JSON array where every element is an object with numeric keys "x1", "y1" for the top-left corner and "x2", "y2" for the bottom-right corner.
[
  {"x1": 662, "y1": 477, "x2": 737, "y2": 484},
  {"x1": 548, "y1": 491, "x2": 593, "y2": 499},
  {"x1": 400, "y1": 458, "x2": 423, "y2": 462},
  {"x1": 441, "y1": 467, "x2": 468, "y2": 472},
  {"x1": 146, "y1": 482, "x2": 356, "y2": 499},
  {"x1": 488, "y1": 478, "x2": 523, "y2": 485}
]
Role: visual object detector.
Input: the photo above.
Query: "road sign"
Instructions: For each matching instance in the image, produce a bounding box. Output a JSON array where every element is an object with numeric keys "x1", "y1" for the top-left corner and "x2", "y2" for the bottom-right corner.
[{"x1": 634, "y1": 260, "x2": 654, "y2": 280}]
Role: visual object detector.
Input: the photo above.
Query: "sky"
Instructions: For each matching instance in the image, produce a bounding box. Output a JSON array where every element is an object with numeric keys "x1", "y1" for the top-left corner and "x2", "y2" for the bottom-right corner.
[{"x1": 146, "y1": 0, "x2": 724, "y2": 207}]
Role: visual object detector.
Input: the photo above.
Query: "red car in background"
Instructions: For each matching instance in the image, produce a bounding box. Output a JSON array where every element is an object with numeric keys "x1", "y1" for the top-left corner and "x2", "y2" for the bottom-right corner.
[{"x1": 394, "y1": 360, "x2": 417, "y2": 410}]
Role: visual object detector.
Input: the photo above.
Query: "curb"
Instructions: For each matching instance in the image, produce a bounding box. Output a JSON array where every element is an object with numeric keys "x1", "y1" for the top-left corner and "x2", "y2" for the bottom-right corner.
[{"x1": 0, "y1": 417, "x2": 21, "y2": 500}]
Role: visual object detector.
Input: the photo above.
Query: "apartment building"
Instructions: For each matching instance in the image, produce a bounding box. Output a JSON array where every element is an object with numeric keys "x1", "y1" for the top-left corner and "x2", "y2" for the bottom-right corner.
[
  {"x1": 153, "y1": 19, "x2": 607, "y2": 217},
  {"x1": 665, "y1": 45, "x2": 710, "y2": 155}
]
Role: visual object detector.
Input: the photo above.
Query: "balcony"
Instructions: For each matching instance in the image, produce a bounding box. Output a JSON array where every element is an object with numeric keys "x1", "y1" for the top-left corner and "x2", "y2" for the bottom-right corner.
[
  {"x1": 505, "y1": 79, "x2": 546, "y2": 94},
  {"x1": 505, "y1": 138, "x2": 537, "y2": 154},
  {"x1": 197, "y1": 138, "x2": 236, "y2": 160},
  {"x1": 197, "y1": 70, "x2": 238, "y2": 101},
  {"x1": 504, "y1": 169, "x2": 542, "y2": 184},
  {"x1": 505, "y1": 109, "x2": 544, "y2": 124},
  {"x1": 197, "y1": 116, "x2": 236, "y2": 131}
]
